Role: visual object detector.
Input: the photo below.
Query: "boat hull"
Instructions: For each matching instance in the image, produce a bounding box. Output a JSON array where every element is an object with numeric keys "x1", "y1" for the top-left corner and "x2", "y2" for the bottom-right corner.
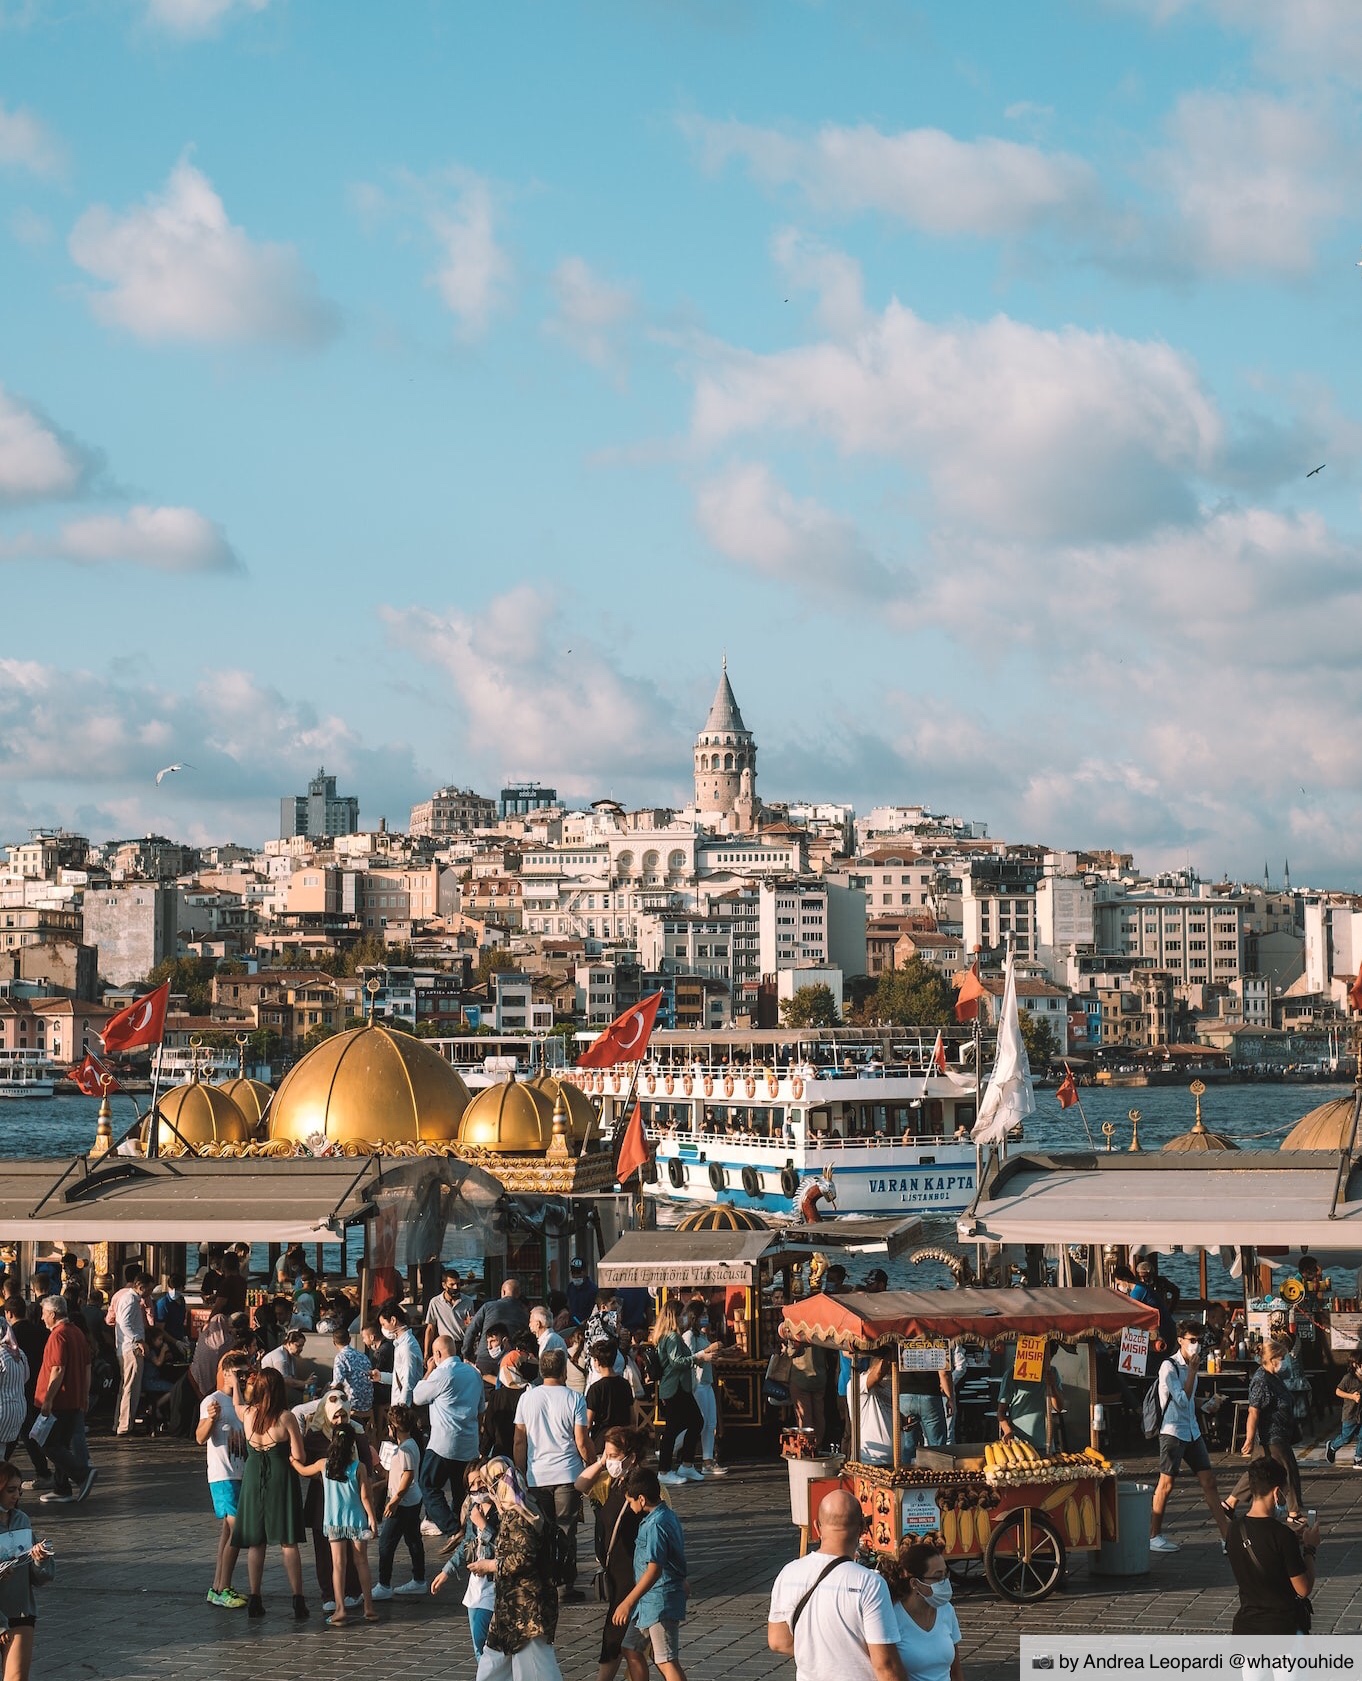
[{"x1": 650, "y1": 1140, "x2": 976, "y2": 1216}]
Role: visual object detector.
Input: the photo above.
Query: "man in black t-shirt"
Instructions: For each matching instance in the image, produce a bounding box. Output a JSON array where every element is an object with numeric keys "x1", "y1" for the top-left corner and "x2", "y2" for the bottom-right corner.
[
  {"x1": 1227, "y1": 1458, "x2": 1318, "y2": 1634},
  {"x1": 585, "y1": 1338, "x2": 636, "y2": 1446}
]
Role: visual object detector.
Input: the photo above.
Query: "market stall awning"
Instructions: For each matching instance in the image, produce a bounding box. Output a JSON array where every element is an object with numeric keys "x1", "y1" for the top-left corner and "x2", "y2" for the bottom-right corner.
[
  {"x1": 0, "y1": 1154, "x2": 500, "y2": 1244},
  {"x1": 960, "y1": 1150, "x2": 1362, "y2": 1250},
  {"x1": 782, "y1": 1285, "x2": 1159, "y2": 1350},
  {"x1": 600, "y1": 1229, "x2": 786, "y2": 1287},
  {"x1": 783, "y1": 1215, "x2": 923, "y2": 1257}
]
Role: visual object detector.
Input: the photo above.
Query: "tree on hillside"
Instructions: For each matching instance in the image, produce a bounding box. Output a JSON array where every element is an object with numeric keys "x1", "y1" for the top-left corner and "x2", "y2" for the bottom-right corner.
[
  {"x1": 1019, "y1": 1012, "x2": 1059, "y2": 1070},
  {"x1": 300, "y1": 1022, "x2": 338, "y2": 1052},
  {"x1": 868, "y1": 958, "x2": 955, "y2": 1026},
  {"x1": 780, "y1": 984, "x2": 841, "y2": 1028},
  {"x1": 145, "y1": 955, "x2": 219, "y2": 1013},
  {"x1": 476, "y1": 946, "x2": 519, "y2": 985}
]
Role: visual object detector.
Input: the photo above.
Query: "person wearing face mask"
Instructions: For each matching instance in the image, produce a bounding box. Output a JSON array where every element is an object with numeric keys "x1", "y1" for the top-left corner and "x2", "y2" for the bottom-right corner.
[
  {"x1": 377, "y1": 1304, "x2": 422, "y2": 1408},
  {"x1": 1149, "y1": 1321, "x2": 1228, "y2": 1554},
  {"x1": 1224, "y1": 1336, "x2": 1305, "y2": 1523},
  {"x1": 883, "y1": 1539, "x2": 961, "y2": 1681},
  {"x1": 574, "y1": 1425, "x2": 656, "y2": 1681}
]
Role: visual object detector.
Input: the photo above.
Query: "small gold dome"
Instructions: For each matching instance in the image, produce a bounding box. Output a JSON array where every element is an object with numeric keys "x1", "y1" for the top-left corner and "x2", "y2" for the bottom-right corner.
[
  {"x1": 457, "y1": 1077, "x2": 557, "y2": 1152},
  {"x1": 215, "y1": 1077, "x2": 273, "y2": 1131},
  {"x1": 676, "y1": 1201, "x2": 770, "y2": 1232},
  {"x1": 143, "y1": 1081, "x2": 253, "y2": 1157},
  {"x1": 1162, "y1": 1115, "x2": 1239, "y2": 1153},
  {"x1": 1281, "y1": 1096, "x2": 1357, "y2": 1152},
  {"x1": 528, "y1": 1072, "x2": 596, "y2": 1143},
  {"x1": 269, "y1": 1024, "x2": 470, "y2": 1149}
]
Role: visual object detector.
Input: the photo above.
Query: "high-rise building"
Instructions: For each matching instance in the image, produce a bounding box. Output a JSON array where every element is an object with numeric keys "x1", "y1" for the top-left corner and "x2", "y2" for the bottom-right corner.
[
  {"x1": 498, "y1": 783, "x2": 558, "y2": 820},
  {"x1": 280, "y1": 768, "x2": 359, "y2": 841},
  {"x1": 410, "y1": 786, "x2": 496, "y2": 837}
]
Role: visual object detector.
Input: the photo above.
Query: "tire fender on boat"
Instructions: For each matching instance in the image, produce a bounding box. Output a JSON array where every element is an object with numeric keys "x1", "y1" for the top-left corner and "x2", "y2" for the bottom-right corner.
[
  {"x1": 780, "y1": 1165, "x2": 799, "y2": 1198},
  {"x1": 708, "y1": 1162, "x2": 727, "y2": 1192},
  {"x1": 740, "y1": 1165, "x2": 762, "y2": 1197},
  {"x1": 667, "y1": 1157, "x2": 687, "y2": 1189}
]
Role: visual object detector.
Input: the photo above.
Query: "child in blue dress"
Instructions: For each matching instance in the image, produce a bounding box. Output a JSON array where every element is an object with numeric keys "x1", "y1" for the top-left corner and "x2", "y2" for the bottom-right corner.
[{"x1": 296, "y1": 1413, "x2": 378, "y2": 1626}]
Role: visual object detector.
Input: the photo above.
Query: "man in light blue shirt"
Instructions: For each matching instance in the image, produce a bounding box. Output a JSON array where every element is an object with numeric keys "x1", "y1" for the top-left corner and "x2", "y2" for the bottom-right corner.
[
  {"x1": 1149, "y1": 1321, "x2": 1227, "y2": 1554},
  {"x1": 412, "y1": 1334, "x2": 485, "y2": 1538},
  {"x1": 614, "y1": 1465, "x2": 689, "y2": 1679}
]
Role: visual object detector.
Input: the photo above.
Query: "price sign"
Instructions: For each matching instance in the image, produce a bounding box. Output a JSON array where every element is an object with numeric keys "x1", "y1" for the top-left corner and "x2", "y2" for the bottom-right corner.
[
  {"x1": 898, "y1": 1339, "x2": 950, "y2": 1372},
  {"x1": 1330, "y1": 1313, "x2": 1362, "y2": 1353},
  {"x1": 1013, "y1": 1335, "x2": 1046, "y2": 1384},
  {"x1": 1117, "y1": 1327, "x2": 1149, "y2": 1376},
  {"x1": 900, "y1": 1485, "x2": 940, "y2": 1536}
]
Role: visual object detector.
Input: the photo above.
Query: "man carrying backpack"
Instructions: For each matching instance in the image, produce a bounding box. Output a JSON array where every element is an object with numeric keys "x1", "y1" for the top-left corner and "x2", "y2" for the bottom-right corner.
[{"x1": 1149, "y1": 1321, "x2": 1228, "y2": 1553}]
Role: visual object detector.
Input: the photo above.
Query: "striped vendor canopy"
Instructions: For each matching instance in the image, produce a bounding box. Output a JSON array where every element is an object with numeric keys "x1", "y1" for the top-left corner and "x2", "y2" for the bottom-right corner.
[{"x1": 780, "y1": 1285, "x2": 1160, "y2": 1351}]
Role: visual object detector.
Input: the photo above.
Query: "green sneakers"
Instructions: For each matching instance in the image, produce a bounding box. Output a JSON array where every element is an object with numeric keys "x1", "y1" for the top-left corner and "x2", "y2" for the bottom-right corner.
[{"x1": 208, "y1": 1587, "x2": 248, "y2": 1609}]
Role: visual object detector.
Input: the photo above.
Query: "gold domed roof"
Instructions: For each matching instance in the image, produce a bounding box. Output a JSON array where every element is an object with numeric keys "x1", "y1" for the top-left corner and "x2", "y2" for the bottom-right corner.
[
  {"x1": 1282, "y1": 1096, "x2": 1357, "y2": 1152},
  {"x1": 676, "y1": 1201, "x2": 770, "y2": 1232},
  {"x1": 528, "y1": 1072, "x2": 596, "y2": 1143},
  {"x1": 1162, "y1": 1116, "x2": 1239, "y2": 1154},
  {"x1": 269, "y1": 1024, "x2": 471, "y2": 1149},
  {"x1": 457, "y1": 1077, "x2": 557, "y2": 1153},
  {"x1": 143, "y1": 1081, "x2": 253, "y2": 1156},
  {"x1": 215, "y1": 1077, "x2": 273, "y2": 1130}
]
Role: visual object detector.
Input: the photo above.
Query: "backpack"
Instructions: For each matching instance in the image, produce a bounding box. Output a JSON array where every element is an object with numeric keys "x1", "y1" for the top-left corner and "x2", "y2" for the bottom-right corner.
[
  {"x1": 635, "y1": 1342, "x2": 662, "y2": 1388},
  {"x1": 1141, "y1": 1368, "x2": 1170, "y2": 1439}
]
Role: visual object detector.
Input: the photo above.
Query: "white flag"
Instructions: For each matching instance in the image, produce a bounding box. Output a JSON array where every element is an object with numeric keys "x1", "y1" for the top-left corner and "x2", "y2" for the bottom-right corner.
[{"x1": 971, "y1": 954, "x2": 1035, "y2": 1145}]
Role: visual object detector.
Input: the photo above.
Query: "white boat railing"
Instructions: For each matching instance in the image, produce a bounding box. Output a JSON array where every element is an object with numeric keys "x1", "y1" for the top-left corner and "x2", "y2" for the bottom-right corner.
[{"x1": 655, "y1": 1126, "x2": 971, "y2": 1153}]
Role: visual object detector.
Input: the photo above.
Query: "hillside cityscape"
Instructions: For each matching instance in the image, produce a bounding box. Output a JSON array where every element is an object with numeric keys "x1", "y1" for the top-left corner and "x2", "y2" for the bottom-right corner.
[{"x1": 0, "y1": 666, "x2": 1352, "y2": 1079}]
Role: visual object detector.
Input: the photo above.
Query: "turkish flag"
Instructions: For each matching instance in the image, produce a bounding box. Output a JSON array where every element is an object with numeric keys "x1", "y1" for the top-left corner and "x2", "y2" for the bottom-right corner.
[
  {"x1": 931, "y1": 1030, "x2": 948, "y2": 1075},
  {"x1": 953, "y1": 961, "x2": 985, "y2": 1024},
  {"x1": 1056, "y1": 1065, "x2": 1080, "y2": 1110},
  {"x1": 614, "y1": 1103, "x2": 650, "y2": 1187},
  {"x1": 577, "y1": 990, "x2": 664, "y2": 1069},
  {"x1": 1349, "y1": 965, "x2": 1362, "y2": 1014},
  {"x1": 101, "y1": 982, "x2": 170, "y2": 1053},
  {"x1": 69, "y1": 1055, "x2": 109, "y2": 1095}
]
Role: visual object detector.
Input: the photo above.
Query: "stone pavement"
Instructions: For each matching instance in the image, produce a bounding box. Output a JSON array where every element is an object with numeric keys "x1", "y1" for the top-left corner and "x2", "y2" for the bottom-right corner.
[{"x1": 20, "y1": 1432, "x2": 1362, "y2": 1681}]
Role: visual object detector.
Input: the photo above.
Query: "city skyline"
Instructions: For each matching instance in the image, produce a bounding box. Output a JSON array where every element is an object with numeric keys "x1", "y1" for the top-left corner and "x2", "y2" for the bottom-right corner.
[{"x1": 4, "y1": 4, "x2": 1362, "y2": 882}]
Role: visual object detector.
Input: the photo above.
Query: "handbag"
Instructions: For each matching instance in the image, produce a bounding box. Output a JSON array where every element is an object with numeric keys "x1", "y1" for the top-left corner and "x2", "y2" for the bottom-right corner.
[{"x1": 764, "y1": 1350, "x2": 794, "y2": 1406}]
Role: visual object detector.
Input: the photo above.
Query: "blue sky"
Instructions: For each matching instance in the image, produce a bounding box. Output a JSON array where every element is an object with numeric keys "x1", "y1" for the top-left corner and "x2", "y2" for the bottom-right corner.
[{"x1": 3, "y1": 0, "x2": 1362, "y2": 884}]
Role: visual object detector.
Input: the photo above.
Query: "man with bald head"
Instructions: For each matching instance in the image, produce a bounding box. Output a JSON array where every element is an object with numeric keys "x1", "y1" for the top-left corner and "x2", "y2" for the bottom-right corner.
[
  {"x1": 768, "y1": 1488, "x2": 905, "y2": 1681},
  {"x1": 412, "y1": 1332, "x2": 485, "y2": 1540}
]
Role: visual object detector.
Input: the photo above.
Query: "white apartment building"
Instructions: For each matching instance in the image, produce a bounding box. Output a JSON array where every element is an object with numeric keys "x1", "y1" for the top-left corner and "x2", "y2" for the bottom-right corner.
[
  {"x1": 1302, "y1": 899, "x2": 1362, "y2": 995},
  {"x1": 409, "y1": 786, "x2": 496, "y2": 837},
  {"x1": 757, "y1": 881, "x2": 867, "y2": 979},
  {"x1": 1034, "y1": 874, "x2": 1096, "y2": 984},
  {"x1": 828, "y1": 853, "x2": 938, "y2": 916},
  {"x1": 962, "y1": 881, "x2": 1038, "y2": 963},
  {"x1": 1094, "y1": 886, "x2": 1245, "y2": 987}
]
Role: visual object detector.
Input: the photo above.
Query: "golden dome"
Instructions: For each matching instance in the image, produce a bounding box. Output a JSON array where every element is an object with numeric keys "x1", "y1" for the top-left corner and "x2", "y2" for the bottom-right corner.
[
  {"x1": 676, "y1": 1201, "x2": 770, "y2": 1232},
  {"x1": 215, "y1": 1077, "x2": 273, "y2": 1131},
  {"x1": 1281, "y1": 1096, "x2": 1357, "y2": 1152},
  {"x1": 457, "y1": 1077, "x2": 557, "y2": 1153},
  {"x1": 528, "y1": 1072, "x2": 596, "y2": 1143},
  {"x1": 143, "y1": 1081, "x2": 253, "y2": 1157},
  {"x1": 269, "y1": 1023, "x2": 470, "y2": 1149},
  {"x1": 1162, "y1": 1116, "x2": 1239, "y2": 1154}
]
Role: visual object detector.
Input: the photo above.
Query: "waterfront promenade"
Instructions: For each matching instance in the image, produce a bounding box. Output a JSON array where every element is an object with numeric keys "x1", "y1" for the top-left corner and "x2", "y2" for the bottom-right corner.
[{"x1": 24, "y1": 1436, "x2": 1362, "y2": 1680}]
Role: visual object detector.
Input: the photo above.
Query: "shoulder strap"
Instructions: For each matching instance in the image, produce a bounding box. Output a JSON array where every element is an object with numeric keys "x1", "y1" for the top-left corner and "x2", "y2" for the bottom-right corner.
[
  {"x1": 604, "y1": 1492, "x2": 630, "y2": 1561},
  {"x1": 790, "y1": 1555, "x2": 851, "y2": 1633},
  {"x1": 1230, "y1": 1517, "x2": 1270, "y2": 1581}
]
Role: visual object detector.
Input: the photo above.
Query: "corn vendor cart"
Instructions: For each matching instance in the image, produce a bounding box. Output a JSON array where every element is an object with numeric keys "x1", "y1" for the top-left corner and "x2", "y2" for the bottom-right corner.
[{"x1": 780, "y1": 1285, "x2": 1160, "y2": 1602}]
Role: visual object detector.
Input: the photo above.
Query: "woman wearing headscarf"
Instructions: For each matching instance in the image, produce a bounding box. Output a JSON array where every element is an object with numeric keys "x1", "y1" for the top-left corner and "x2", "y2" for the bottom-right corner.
[{"x1": 476, "y1": 1455, "x2": 563, "y2": 1681}]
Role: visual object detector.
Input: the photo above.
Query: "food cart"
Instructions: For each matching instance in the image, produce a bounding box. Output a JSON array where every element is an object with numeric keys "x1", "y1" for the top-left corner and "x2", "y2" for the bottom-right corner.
[
  {"x1": 780, "y1": 1285, "x2": 1160, "y2": 1602},
  {"x1": 597, "y1": 1216, "x2": 921, "y2": 1436}
]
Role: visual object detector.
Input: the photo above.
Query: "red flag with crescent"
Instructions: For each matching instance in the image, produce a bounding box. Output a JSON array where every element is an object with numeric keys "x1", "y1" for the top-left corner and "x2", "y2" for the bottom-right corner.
[
  {"x1": 953, "y1": 961, "x2": 985, "y2": 1024},
  {"x1": 614, "y1": 1103, "x2": 650, "y2": 1187},
  {"x1": 577, "y1": 990, "x2": 664, "y2": 1069},
  {"x1": 69, "y1": 1055, "x2": 106, "y2": 1095},
  {"x1": 1056, "y1": 1065, "x2": 1080, "y2": 1109},
  {"x1": 100, "y1": 981, "x2": 170, "y2": 1054}
]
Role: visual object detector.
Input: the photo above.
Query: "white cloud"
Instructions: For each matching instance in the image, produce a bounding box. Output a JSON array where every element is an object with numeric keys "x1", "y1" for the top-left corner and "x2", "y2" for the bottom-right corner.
[
  {"x1": 1135, "y1": 0, "x2": 1362, "y2": 83},
  {"x1": 683, "y1": 115, "x2": 1101, "y2": 238},
  {"x1": 771, "y1": 229, "x2": 868, "y2": 338},
  {"x1": 69, "y1": 158, "x2": 339, "y2": 347},
  {"x1": 688, "y1": 297, "x2": 1222, "y2": 542},
  {"x1": 425, "y1": 170, "x2": 512, "y2": 341},
  {"x1": 383, "y1": 587, "x2": 680, "y2": 793},
  {"x1": 141, "y1": 0, "x2": 271, "y2": 38},
  {"x1": 0, "y1": 99, "x2": 62, "y2": 178},
  {"x1": 1145, "y1": 92, "x2": 1345, "y2": 277},
  {"x1": 695, "y1": 462, "x2": 906, "y2": 599},
  {"x1": 0, "y1": 387, "x2": 92, "y2": 505},
  {"x1": 545, "y1": 256, "x2": 636, "y2": 375},
  {"x1": 0, "y1": 505, "x2": 240, "y2": 573}
]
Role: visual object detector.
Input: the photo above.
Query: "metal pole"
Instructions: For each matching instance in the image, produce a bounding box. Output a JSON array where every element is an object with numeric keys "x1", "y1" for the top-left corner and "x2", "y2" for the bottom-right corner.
[
  {"x1": 890, "y1": 1352, "x2": 902, "y2": 1470},
  {"x1": 1086, "y1": 1342, "x2": 1101, "y2": 1452},
  {"x1": 146, "y1": 1042, "x2": 165, "y2": 1159}
]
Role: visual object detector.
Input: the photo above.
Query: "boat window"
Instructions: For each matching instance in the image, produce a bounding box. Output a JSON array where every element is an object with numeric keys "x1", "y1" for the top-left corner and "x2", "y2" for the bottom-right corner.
[
  {"x1": 954, "y1": 1101, "x2": 976, "y2": 1131},
  {"x1": 807, "y1": 1107, "x2": 830, "y2": 1135}
]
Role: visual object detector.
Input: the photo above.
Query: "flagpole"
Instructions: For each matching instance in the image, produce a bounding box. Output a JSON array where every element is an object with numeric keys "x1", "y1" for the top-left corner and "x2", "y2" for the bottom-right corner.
[
  {"x1": 1072, "y1": 1090, "x2": 1096, "y2": 1151},
  {"x1": 147, "y1": 1042, "x2": 165, "y2": 1159}
]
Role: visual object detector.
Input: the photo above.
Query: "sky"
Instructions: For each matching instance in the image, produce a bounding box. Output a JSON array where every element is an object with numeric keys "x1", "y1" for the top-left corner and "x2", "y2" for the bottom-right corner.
[{"x1": 3, "y1": 0, "x2": 1362, "y2": 885}]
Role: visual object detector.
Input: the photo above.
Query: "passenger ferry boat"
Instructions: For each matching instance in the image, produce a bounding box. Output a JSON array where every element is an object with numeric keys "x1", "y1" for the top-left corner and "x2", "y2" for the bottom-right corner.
[
  {"x1": 429, "y1": 1034, "x2": 570, "y2": 1092},
  {"x1": 0, "y1": 1049, "x2": 57, "y2": 1098},
  {"x1": 566, "y1": 1027, "x2": 988, "y2": 1218}
]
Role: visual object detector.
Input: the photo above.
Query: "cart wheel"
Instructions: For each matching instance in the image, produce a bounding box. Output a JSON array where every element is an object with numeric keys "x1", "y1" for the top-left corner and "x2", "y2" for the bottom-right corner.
[{"x1": 983, "y1": 1507, "x2": 1066, "y2": 1603}]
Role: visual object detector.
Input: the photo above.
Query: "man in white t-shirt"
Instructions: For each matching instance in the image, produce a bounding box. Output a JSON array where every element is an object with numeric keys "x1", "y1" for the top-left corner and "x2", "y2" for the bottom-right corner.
[
  {"x1": 768, "y1": 1489, "x2": 906, "y2": 1681},
  {"x1": 194, "y1": 1349, "x2": 251, "y2": 1611},
  {"x1": 106, "y1": 1270, "x2": 152, "y2": 1436},
  {"x1": 513, "y1": 1347, "x2": 590, "y2": 1600}
]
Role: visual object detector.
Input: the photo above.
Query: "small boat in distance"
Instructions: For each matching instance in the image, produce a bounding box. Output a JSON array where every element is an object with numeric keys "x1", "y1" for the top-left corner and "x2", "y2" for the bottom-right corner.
[{"x1": 0, "y1": 1049, "x2": 57, "y2": 1099}]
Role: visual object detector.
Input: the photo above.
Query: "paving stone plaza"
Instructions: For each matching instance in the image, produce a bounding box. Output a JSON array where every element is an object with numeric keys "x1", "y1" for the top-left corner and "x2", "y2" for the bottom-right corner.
[{"x1": 23, "y1": 1435, "x2": 1362, "y2": 1681}]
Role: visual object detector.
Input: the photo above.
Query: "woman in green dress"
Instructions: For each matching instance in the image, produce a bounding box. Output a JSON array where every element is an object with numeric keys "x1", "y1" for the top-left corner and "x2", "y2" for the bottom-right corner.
[{"x1": 235, "y1": 1367, "x2": 308, "y2": 1619}]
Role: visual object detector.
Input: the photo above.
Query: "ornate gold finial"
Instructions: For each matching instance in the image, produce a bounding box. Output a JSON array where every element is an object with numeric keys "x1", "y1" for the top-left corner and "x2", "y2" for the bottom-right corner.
[
  {"x1": 548, "y1": 1091, "x2": 570, "y2": 1159},
  {"x1": 91, "y1": 1094, "x2": 114, "y2": 1158},
  {"x1": 236, "y1": 1031, "x2": 250, "y2": 1079},
  {"x1": 1101, "y1": 1120, "x2": 1116, "y2": 1152},
  {"x1": 1128, "y1": 1107, "x2": 1143, "y2": 1152},
  {"x1": 366, "y1": 975, "x2": 382, "y2": 1024},
  {"x1": 188, "y1": 1033, "x2": 204, "y2": 1082},
  {"x1": 1190, "y1": 1078, "x2": 1207, "y2": 1133}
]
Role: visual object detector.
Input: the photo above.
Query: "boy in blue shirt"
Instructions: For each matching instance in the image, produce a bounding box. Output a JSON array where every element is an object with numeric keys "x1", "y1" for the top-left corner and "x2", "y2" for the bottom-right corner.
[{"x1": 612, "y1": 1466, "x2": 689, "y2": 1681}]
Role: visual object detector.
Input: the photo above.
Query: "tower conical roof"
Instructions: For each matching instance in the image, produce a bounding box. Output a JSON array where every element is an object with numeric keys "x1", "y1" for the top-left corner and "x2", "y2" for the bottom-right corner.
[{"x1": 704, "y1": 663, "x2": 747, "y2": 734}]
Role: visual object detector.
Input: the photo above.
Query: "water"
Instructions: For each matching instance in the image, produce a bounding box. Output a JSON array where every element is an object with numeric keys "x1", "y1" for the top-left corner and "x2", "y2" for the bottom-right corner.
[{"x1": 4, "y1": 1084, "x2": 1348, "y2": 1301}]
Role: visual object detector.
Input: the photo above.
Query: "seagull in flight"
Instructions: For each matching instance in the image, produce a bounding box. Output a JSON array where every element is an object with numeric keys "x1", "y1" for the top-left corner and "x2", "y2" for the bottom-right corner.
[
  {"x1": 1307, "y1": 464, "x2": 1326, "y2": 477},
  {"x1": 154, "y1": 763, "x2": 193, "y2": 786}
]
